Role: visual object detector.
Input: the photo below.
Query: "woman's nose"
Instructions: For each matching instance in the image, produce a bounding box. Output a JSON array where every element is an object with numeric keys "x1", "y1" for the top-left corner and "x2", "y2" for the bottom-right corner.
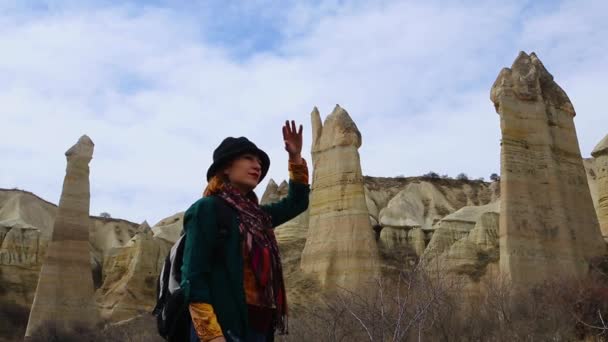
[{"x1": 252, "y1": 160, "x2": 261, "y2": 171}]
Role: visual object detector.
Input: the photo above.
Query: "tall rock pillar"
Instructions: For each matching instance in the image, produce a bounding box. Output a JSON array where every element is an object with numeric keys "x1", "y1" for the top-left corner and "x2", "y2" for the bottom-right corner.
[
  {"x1": 25, "y1": 135, "x2": 99, "y2": 337},
  {"x1": 300, "y1": 105, "x2": 379, "y2": 289},
  {"x1": 592, "y1": 135, "x2": 608, "y2": 238},
  {"x1": 490, "y1": 52, "x2": 605, "y2": 285}
]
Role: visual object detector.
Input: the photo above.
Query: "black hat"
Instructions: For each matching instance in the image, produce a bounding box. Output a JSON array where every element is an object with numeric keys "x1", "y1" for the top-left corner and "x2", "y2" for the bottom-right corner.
[{"x1": 206, "y1": 137, "x2": 270, "y2": 182}]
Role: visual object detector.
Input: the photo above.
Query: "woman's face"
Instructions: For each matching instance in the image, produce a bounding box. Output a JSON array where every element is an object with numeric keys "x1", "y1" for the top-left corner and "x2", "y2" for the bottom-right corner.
[{"x1": 223, "y1": 153, "x2": 262, "y2": 194}]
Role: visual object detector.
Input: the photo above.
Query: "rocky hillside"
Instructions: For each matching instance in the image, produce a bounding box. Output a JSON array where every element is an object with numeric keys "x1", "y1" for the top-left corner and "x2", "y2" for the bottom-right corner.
[
  {"x1": 0, "y1": 153, "x2": 601, "y2": 338},
  {"x1": 0, "y1": 190, "x2": 142, "y2": 298}
]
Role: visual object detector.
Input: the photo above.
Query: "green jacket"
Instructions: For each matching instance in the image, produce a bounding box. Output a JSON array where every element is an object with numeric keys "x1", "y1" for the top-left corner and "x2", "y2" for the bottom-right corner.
[{"x1": 180, "y1": 180, "x2": 310, "y2": 338}]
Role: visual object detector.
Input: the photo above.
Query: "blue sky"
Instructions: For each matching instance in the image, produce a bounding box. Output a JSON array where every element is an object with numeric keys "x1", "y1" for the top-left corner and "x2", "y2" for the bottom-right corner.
[{"x1": 1, "y1": 0, "x2": 607, "y2": 225}]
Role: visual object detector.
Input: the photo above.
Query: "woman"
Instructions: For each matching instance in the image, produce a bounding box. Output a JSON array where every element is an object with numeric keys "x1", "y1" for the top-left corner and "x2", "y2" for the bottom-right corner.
[{"x1": 181, "y1": 120, "x2": 310, "y2": 342}]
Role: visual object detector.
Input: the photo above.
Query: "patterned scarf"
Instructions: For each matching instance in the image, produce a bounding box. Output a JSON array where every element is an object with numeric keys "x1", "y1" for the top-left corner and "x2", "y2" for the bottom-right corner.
[{"x1": 217, "y1": 183, "x2": 288, "y2": 334}]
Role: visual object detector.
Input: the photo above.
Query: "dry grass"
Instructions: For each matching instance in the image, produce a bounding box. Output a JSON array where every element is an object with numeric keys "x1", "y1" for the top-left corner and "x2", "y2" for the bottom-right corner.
[
  {"x1": 24, "y1": 315, "x2": 163, "y2": 342},
  {"x1": 280, "y1": 259, "x2": 608, "y2": 342}
]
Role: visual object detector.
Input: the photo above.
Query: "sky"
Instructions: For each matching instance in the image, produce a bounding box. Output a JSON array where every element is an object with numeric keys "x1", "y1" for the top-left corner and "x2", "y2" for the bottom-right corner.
[{"x1": 1, "y1": 0, "x2": 606, "y2": 225}]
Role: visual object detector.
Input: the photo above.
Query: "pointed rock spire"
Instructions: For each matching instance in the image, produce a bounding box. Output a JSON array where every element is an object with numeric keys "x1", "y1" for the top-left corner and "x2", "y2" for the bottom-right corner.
[
  {"x1": 592, "y1": 134, "x2": 608, "y2": 157},
  {"x1": 300, "y1": 105, "x2": 379, "y2": 290},
  {"x1": 65, "y1": 135, "x2": 94, "y2": 160},
  {"x1": 137, "y1": 221, "x2": 152, "y2": 235},
  {"x1": 261, "y1": 179, "x2": 280, "y2": 205},
  {"x1": 25, "y1": 135, "x2": 99, "y2": 337},
  {"x1": 311, "y1": 106, "x2": 322, "y2": 150},
  {"x1": 315, "y1": 104, "x2": 362, "y2": 151},
  {"x1": 491, "y1": 52, "x2": 604, "y2": 286},
  {"x1": 491, "y1": 51, "x2": 575, "y2": 116},
  {"x1": 277, "y1": 180, "x2": 288, "y2": 193}
]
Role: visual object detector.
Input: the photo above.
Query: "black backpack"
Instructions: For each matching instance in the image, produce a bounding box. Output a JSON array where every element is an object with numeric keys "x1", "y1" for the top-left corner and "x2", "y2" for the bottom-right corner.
[{"x1": 152, "y1": 197, "x2": 234, "y2": 342}]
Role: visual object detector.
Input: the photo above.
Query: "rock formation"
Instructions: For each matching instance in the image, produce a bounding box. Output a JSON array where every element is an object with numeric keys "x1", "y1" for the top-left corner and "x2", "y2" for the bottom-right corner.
[
  {"x1": 490, "y1": 52, "x2": 605, "y2": 285},
  {"x1": 0, "y1": 188, "x2": 141, "y2": 337},
  {"x1": 365, "y1": 176, "x2": 497, "y2": 262},
  {"x1": 96, "y1": 222, "x2": 172, "y2": 322},
  {"x1": 592, "y1": 134, "x2": 608, "y2": 237},
  {"x1": 151, "y1": 212, "x2": 184, "y2": 243},
  {"x1": 260, "y1": 179, "x2": 279, "y2": 205},
  {"x1": 377, "y1": 182, "x2": 455, "y2": 259},
  {"x1": 421, "y1": 201, "x2": 500, "y2": 287},
  {"x1": 0, "y1": 186, "x2": 179, "y2": 332},
  {"x1": 432, "y1": 211, "x2": 500, "y2": 293},
  {"x1": 260, "y1": 179, "x2": 289, "y2": 205},
  {"x1": 25, "y1": 136, "x2": 99, "y2": 337},
  {"x1": 1, "y1": 99, "x2": 604, "y2": 336},
  {"x1": 299, "y1": 105, "x2": 379, "y2": 289},
  {"x1": 422, "y1": 201, "x2": 500, "y2": 262},
  {"x1": 585, "y1": 158, "x2": 599, "y2": 213},
  {"x1": 0, "y1": 149, "x2": 604, "y2": 334}
]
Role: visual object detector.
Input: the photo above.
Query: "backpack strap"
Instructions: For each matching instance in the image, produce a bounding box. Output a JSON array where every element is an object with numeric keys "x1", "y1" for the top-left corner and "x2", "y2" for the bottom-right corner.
[
  {"x1": 152, "y1": 251, "x2": 173, "y2": 315},
  {"x1": 173, "y1": 236, "x2": 186, "y2": 284}
]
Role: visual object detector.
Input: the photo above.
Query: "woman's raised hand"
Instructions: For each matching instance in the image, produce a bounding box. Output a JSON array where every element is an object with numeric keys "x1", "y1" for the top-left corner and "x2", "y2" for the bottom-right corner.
[{"x1": 282, "y1": 120, "x2": 303, "y2": 163}]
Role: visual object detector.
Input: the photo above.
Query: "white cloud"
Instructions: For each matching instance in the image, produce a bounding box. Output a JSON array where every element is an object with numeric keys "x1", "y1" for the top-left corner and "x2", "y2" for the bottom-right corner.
[
  {"x1": 517, "y1": 0, "x2": 608, "y2": 155},
  {"x1": 0, "y1": 0, "x2": 606, "y2": 224}
]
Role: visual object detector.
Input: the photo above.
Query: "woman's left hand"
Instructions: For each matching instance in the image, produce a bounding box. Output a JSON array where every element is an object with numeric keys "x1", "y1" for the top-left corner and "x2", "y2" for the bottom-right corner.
[{"x1": 282, "y1": 120, "x2": 303, "y2": 160}]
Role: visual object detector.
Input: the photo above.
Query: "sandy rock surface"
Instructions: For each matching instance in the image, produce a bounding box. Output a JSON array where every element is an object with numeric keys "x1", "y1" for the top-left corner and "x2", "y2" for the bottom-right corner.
[
  {"x1": 592, "y1": 135, "x2": 608, "y2": 237},
  {"x1": 491, "y1": 52, "x2": 605, "y2": 285},
  {"x1": 299, "y1": 105, "x2": 380, "y2": 290}
]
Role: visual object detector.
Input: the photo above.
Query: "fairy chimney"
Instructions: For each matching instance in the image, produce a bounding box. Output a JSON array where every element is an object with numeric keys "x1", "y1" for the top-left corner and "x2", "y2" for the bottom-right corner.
[
  {"x1": 490, "y1": 52, "x2": 605, "y2": 285},
  {"x1": 300, "y1": 105, "x2": 379, "y2": 289},
  {"x1": 25, "y1": 135, "x2": 99, "y2": 337}
]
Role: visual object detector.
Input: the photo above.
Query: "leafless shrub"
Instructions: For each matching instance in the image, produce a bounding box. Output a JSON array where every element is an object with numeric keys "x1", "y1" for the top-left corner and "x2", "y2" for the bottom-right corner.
[
  {"x1": 282, "y1": 264, "x2": 457, "y2": 341},
  {"x1": 283, "y1": 262, "x2": 608, "y2": 342},
  {"x1": 24, "y1": 315, "x2": 163, "y2": 342}
]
